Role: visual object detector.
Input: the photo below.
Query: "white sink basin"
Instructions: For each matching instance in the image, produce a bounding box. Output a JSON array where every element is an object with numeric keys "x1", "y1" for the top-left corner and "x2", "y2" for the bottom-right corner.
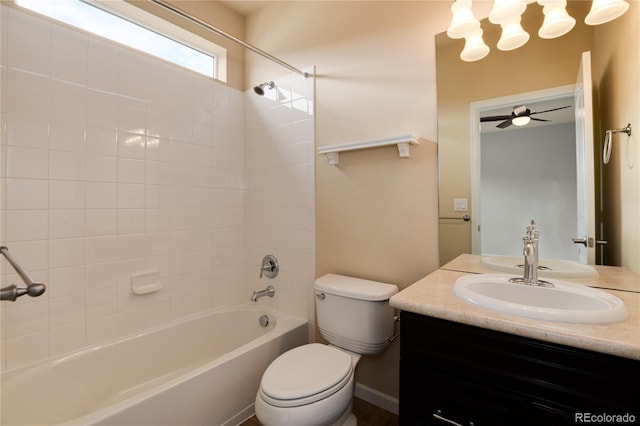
[
  {"x1": 454, "y1": 274, "x2": 629, "y2": 323},
  {"x1": 481, "y1": 256, "x2": 598, "y2": 279}
]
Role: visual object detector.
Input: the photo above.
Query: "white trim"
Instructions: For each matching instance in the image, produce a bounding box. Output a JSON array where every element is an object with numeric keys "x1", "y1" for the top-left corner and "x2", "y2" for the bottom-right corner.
[
  {"x1": 469, "y1": 84, "x2": 575, "y2": 255},
  {"x1": 354, "y1": 382, "x2": 399, "y2": 415}
]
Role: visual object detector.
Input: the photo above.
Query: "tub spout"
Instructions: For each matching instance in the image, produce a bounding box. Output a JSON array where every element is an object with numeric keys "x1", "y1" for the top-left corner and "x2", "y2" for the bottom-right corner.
[{"x1": 251, "y1": 285, "x2": 275, "y2": 302}]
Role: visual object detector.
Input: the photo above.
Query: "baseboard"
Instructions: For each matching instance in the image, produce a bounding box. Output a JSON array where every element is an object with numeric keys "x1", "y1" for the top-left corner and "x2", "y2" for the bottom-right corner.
[
  {"x1": 226, "y1": 403, "x2": 254, "y2": 426},
  {"x1": 354, "y1": 382, "x2": 399, "y2": 415}
]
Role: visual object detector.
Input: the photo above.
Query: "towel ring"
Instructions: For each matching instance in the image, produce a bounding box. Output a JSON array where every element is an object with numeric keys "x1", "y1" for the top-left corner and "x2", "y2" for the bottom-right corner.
[{"x1": 603, "y1": 124, "x2": 632, "y2": 164}]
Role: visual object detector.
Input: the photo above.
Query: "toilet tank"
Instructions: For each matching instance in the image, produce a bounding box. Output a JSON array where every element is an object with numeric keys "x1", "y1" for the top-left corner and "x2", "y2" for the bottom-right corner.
[{"x1": 314, "y1": 274, "x2": 399, "y2": 355}]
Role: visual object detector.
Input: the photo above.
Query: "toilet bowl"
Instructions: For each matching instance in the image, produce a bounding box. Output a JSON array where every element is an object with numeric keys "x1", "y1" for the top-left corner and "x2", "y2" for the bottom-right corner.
[
  {"x1": 255, "y1": 343, "x2": 361, "y2": 426},
  {"x1": 254, "y1": 274, "x2": 398, "y2": 426}
]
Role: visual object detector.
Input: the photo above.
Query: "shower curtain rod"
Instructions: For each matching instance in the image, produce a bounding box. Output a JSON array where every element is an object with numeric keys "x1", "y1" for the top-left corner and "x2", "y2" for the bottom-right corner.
[{"x1": 149, "y1": 0, "x2": 312, "y2": 79}]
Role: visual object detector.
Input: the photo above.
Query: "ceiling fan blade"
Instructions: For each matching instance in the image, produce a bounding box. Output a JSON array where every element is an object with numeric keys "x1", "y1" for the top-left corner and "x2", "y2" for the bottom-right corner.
[
  {"x1": 530, "y1": 105, "x2": 571, "y2": 115},
  {"x1": 497, "y1": 119, "x2": 512, "y2": 129},
  {"x1": 481, "y1": 115, "x2": 512, "y2": 122},
  {"x1": 531, "y1": 117, "x2": 550, "y2": 122}
]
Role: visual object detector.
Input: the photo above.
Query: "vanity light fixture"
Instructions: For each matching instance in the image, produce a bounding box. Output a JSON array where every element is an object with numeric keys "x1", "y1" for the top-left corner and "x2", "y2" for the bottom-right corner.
[
  {"x1": 448, "y1": 0, "x2": 630, "y2": 61},
  {"x1": 447, "y1": 0, "x2": 481, "y2": 39},
  {"x1": 538, "y1": 0, "x2": 576, "y2": 39},
  {"x1": 497, "y1": 16, "x2": 530, "y2": 51},
  {"x1": 585, "y1": 0, "x2": 630, "y2": 25},
  {"x1": 489, "y1": 0, "x2": 527, "y2": 25},
  {"x1": 460, "y1": 28, "x2": 491, "y2": 62}
]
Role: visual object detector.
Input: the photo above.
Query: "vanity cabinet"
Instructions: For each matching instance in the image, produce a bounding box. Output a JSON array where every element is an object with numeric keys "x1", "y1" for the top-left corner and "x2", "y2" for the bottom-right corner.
[{"x1": 399, "y1": 311, "x2": 639, "y2": 426}]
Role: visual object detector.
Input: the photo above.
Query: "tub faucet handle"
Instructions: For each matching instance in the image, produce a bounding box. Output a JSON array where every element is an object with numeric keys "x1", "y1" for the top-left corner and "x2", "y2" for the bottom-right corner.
[{"x1": 259, "y1": 254, "x2": 279, "y2": 279}]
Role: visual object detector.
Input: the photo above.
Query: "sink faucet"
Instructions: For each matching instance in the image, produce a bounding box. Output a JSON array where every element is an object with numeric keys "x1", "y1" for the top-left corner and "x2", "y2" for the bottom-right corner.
[
  {"x1": 250, "y1": 285, "x2": 275, "y2": 302},
  {"x1": 522, "y1": 220, "x2": 539, "y2": 284},
  {"x1": 509, "y1": 220, "x2": 554, "y2": 287}
]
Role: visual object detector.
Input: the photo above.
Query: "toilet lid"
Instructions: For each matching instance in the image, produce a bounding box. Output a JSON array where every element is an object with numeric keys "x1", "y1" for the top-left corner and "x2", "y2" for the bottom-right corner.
[{"x1": 260, "y1": 343, "x2": 353, "y2": 407}]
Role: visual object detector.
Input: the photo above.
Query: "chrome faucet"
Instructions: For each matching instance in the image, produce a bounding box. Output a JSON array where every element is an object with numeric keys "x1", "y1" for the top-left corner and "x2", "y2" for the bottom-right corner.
[
  {"x1": 250, "y1": 285, "x2": 275, "y2": 302},
  {"x1": 509, "y1": 220, "x2": 554, "y2": 287}
]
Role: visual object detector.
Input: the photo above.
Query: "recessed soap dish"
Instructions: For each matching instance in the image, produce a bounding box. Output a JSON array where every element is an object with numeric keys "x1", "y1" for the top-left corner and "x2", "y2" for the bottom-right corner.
[{"x1": 131, "y1": 270, "x2": 162, "y2": 295}]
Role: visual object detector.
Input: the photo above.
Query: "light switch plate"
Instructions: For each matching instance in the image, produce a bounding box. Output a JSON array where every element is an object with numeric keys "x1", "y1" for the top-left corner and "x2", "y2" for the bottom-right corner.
[{"x1": 454, "y1": 198, "x2": 468, "y2": 212}]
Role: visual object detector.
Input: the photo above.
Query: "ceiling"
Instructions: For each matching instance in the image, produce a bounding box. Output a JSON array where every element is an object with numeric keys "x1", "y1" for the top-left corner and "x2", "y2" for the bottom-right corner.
[{"x1": 219, "y1": 0, "x2": 266, "y2": 17}]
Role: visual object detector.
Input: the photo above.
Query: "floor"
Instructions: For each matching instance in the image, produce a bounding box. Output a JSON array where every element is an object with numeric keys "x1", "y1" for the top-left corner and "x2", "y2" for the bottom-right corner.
[{"x1": 239, "y1": 397, "x2": 399, "y2": 426}]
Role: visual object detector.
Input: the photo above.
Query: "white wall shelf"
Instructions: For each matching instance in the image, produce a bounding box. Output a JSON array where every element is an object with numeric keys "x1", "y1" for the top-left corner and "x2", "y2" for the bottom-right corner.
[{"x1": 317, "y1": 134, "x2": 419, "y2": 165}]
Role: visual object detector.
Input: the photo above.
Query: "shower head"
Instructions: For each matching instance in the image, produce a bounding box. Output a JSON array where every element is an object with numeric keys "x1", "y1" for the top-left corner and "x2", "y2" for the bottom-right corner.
[{"x1": 254, "y1": 81, "x2": 275, "y2": 96}]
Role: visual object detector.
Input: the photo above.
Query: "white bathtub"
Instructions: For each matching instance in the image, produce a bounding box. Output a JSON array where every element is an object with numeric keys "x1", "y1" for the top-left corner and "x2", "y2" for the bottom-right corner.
[{"x1": 1, "y1": 303, "x2": 308, "y2": 426}]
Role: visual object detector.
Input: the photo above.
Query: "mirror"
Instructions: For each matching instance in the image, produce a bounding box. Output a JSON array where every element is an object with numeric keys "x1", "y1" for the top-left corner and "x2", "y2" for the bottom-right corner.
[{"x1": 436, "y1": 1, "x2": 639, "y2": 267}]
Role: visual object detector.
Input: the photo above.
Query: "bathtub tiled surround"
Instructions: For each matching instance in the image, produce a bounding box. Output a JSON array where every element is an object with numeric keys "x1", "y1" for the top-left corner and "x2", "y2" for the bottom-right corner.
[{"x1": 0, "y1": 5, "x2": 315, "y2": 371}]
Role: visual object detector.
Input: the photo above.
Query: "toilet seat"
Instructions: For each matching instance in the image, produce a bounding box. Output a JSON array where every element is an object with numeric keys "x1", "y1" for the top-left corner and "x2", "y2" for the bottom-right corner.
[{"x1": 259, "y1": 343, "x2": 353, "y2": 408}]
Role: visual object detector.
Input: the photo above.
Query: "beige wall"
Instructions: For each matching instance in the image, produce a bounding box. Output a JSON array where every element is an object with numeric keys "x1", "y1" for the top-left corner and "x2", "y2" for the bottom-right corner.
[
  {"x1": 245, "y1": 1, "x2": 447, "y2": 398},
  {"x1": 594, "y1": 3, "x2": 640, "y2": 274}
]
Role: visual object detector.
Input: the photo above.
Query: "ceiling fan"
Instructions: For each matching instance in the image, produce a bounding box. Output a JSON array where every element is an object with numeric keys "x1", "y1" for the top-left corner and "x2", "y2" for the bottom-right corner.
[{"x1": 480, "y1": 105, "x2": 572, "y2": 129}]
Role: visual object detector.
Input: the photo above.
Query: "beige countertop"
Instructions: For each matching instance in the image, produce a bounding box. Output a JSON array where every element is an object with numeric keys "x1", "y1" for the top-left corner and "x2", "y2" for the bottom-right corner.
[{"x1": 390, "y1": 256, "x2": 640, "y2": 360}]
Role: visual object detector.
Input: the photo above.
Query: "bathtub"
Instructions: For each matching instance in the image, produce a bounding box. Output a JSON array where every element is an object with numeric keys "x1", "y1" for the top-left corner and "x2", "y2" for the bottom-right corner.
[{"x1": 1, "y1": 303, "x2": 308, "y2": 426}]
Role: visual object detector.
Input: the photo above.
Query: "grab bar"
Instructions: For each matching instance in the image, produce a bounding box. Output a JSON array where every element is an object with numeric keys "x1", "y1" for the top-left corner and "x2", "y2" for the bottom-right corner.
[{"x1": 0, "y1": 246, "x2": 46, "y2": 301}]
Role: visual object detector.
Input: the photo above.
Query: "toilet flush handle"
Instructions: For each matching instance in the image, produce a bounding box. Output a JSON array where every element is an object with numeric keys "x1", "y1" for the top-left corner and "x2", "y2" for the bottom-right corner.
[{"x1": 316, "y1": 292, "x2": 326, "y2": 300}]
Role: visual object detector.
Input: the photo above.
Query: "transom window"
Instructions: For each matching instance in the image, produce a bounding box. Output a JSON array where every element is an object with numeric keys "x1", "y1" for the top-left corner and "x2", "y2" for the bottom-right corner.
[{"x1": 15, "y1": 0, "x2": 226, "y2": 79}]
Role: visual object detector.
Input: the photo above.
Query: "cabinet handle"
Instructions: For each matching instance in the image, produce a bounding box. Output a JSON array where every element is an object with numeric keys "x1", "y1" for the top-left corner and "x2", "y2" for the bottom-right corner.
[{"x1": 433, "y1": 410, "x2": 466, "y2": 426}]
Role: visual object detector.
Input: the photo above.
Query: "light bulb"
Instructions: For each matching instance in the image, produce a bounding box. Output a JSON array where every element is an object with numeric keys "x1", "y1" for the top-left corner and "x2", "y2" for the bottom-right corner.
[
  {"x1": 497, "y1": 17, "x2": 530, "y2": 51},
  {"x1": 460, "y1": 28, "x2": 490, "y2": 62},
  {"x1": 585, "y1": 0, "x2": 629, "y2": 25},
  {"x1": 539, "y1": 1, "x2": 576, "y2": 38},
  {"x1": 489, "y1": 0, "x2": 527, "y2": 24},
  {"x1": 447, "y1": 0, "x2": 481, "y2": 39},
  {"x1": 512, "y1": 115, "x2": 531, "y2": 126}
]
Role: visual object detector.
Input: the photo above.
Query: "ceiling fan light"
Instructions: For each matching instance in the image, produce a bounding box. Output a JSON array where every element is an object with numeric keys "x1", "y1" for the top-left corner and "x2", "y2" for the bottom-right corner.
[
  {"x1": 489, "y1": 0, "x2": 527, "y2": 24},
  {"x1": 512, "y1": 115, "x2": 531, "y2": 126},
  {"x1": 539, "y1": 2, "x2": 576, "y2": 38},
  {"x1": 460, "y1": 29, "x2": 490, "y2": 62},
  {"x1": 585, "y1": 0, "x2": 629, "y2": 25},
  {"x1": 447, "y1": 0, "x2": 481, "y2": 39},
  {"x1": 497, "y1": 18, "x2": 530, "y2": 51}
]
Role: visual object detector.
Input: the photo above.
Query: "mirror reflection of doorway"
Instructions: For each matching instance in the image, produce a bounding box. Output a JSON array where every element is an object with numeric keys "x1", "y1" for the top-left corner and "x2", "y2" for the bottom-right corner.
[{"x1": 478, "y1": 93, "x2": 577, "y2": 260}]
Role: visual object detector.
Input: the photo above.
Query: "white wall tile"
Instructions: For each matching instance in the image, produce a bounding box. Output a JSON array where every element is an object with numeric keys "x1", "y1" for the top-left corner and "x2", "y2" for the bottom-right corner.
[
  {"x1": 5, "y1": 331, "x2": 49, "y2": 371},
  {"x1": 49, "y1": 322, "x2": 85, "y2": 357},
  {"x1": 50, "y1": 81, "x2": 86, "y2": 125},
  {"x1": 49, "y1": 293, "x2": 85, "y2": 328},
  {"x1": 5, "y1": 178, "x2": 49, "y2": 209},
  {"x1": 5, "y1": 300, "x2": 48, "y2": 338},
  {"x1": 86, "y1": 127, "x2": 117, "y2": 156},
  {"x1": 49, "y1": 180, "x2": 85, "y2": 209},
  {"x1": 4, "y1": 209, "x2": 48, "y2": 241},
  {"x1": 48, "y1": 265, "x2": 85, "y2": 299},
  {"x1": 87, "y1": 37, "x2": 118, "y2": 93},
  {"x1": 86, "y1": 209, "x2": 117, "y2": 236},
  {"x1": 50, "y1": 121, "x2": 85, "y2": 153},
  {"x1": 85, "y1": 182, "x2": 116, "y2": 209},
  {"x1": 49, "y1": 150, "x2": 85, "y2": 180},
  {"x1": 85, "y1": 236, "x2": 117, "y2": 264},
  {"x1": 5, "y1": 113, "x2": 49, "y2": 149},
  {"x1": 49, "y1": 209, "x2": 85, "y2": 239},
  {"x1": 6, "y1": 69, "x2": 49, "y2": 119},
  {"x1": 49, "y1": 238, "x2": 85, "y2": 269},
  {"x1": 117, "y1": 158, "x2": 145, "y2": 183},
  {"x1": 51, "y1": 26, "x2": 87, "y2": 86},
  {"x1": 117, "y1": 183, "x2": 145, "y2": 209},
  {"x1": 86, "y1": 313, "x2": 118, "y2": 345},
  {"x1": 86, "y1": 154, "x2": 117, "y2": 182},
  {"x1": 7, "y1": 146, "x2": 48, "y2": 179}
]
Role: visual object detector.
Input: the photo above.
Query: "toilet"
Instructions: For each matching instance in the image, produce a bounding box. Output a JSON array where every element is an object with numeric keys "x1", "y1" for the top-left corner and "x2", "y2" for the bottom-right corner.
[{"x1": 255, "y1": 274, "x2": 399, "y2": 426}]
